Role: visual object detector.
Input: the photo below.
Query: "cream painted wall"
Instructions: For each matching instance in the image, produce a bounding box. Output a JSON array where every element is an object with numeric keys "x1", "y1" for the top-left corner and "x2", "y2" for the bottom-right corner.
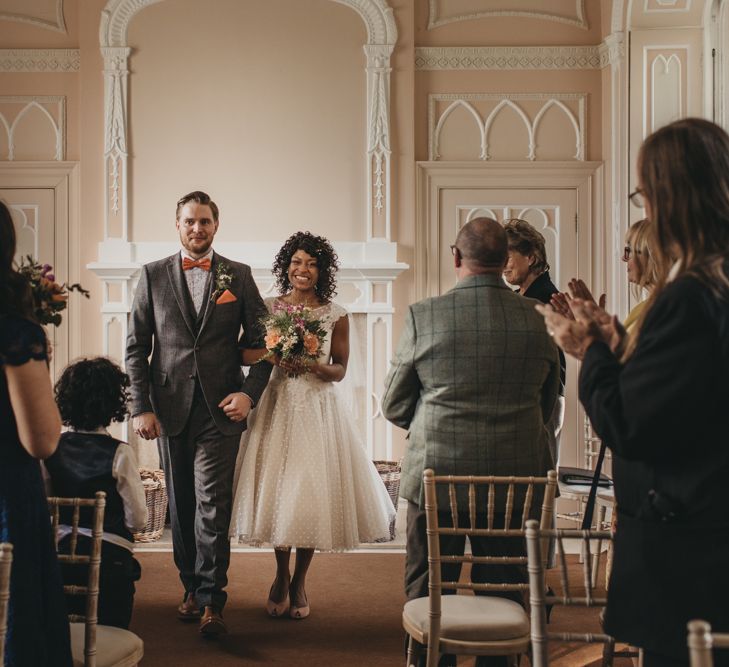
[{"x1": 127, "y1": 0, "x2": 368, "y2": 243}]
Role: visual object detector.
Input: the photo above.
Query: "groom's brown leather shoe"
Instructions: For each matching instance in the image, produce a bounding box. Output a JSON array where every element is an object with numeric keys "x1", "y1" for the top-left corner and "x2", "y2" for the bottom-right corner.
[
  {"x1": 177, "y1": 593, "x2": 201, "y2": 621},
  {"x1": 199, "y1": 606, "x2": 227, "y2": 637}
]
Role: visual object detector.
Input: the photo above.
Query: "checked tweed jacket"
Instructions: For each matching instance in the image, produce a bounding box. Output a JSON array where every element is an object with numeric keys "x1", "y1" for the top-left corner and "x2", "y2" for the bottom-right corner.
[
  {"x1": 125, "y1": 251, "x2": 271, "y2": 437},
  {"x1": 382, "y1": 273, "x2": 560, "y2": 510}
]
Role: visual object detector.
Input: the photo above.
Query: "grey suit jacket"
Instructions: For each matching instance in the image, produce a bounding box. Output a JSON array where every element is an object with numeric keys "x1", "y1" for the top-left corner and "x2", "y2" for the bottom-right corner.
[
  {"x1": 382, "y1": 273, "x2": 559, "y2": 510},
  {"x1": 125, "y1": 251, "x2": 272, "y2": 437}
]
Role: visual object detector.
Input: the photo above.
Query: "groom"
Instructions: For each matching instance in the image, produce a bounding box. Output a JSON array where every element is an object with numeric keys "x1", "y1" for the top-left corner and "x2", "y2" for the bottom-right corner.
[{"x1": 125, "y1": 190, "x2": 271, "y2": 635}]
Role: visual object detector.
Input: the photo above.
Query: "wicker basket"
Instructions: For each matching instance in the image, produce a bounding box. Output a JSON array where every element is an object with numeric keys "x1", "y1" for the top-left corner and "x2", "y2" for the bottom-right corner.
[
  {"x1": 374, "y1": 460, "x2": 401, "y2": 541},
  {"x1": 133, "y1": 469, "x2": 168, "y2": 543}
]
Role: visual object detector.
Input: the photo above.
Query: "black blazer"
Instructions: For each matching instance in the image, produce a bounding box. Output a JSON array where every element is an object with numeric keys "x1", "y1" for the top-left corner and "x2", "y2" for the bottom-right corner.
[
  {"x1": 579, "y1": 271, "x2": 729, "y2": 659},
  {"x1": 523, "y1": 272, "x2": 565, "y2": 394}
]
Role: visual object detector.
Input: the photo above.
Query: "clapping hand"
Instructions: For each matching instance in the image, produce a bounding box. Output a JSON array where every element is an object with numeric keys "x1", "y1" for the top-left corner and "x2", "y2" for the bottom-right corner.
[
  {"x1": 535, "y1": 298, "x2": 626, "y2": 361},
  {"x1": 550, "y1": 279, "x2": 607, "y2": 321}
]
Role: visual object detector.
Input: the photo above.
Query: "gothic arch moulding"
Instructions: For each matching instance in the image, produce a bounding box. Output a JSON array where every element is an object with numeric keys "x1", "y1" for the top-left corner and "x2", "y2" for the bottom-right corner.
[{"x1": 99, "y1": 0, "x2": 396, "y2": 47}]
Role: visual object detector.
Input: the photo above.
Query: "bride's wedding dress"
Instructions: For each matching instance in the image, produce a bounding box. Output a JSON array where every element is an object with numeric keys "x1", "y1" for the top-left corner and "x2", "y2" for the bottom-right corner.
[{"x1": 230, "y1": 299, "x2": 395, "y2": 551}]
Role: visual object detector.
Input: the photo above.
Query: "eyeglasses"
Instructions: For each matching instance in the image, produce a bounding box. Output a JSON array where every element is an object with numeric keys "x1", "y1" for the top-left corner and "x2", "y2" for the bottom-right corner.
[
  {"x1": 628, "y1": 189, "x2": 645, "y2": 209},
  {"x1": 622, "y1": 245, "x2": 643, "y2": 261}
]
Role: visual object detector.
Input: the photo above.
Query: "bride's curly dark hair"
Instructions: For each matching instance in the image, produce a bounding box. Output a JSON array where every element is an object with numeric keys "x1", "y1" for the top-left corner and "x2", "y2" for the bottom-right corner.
[{"x1": 272, "y1": 232, "x2": 339, "y2": 302}]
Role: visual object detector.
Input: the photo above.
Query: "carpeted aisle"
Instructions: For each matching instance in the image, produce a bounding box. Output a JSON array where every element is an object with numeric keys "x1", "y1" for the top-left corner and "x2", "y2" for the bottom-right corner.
[
  {"x1": 131, "y1": 551, "x2": 408, "y2": 666},
  {"x1": 130, "y1": 551, "x2": 634, "y2": 666}
]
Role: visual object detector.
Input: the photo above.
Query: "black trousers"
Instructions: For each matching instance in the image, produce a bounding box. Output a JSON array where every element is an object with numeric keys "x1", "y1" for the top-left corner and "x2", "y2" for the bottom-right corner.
[
  {"x1": 60, "y1": 536, "x2": 141, "y2": 629},
  {"x1": 157, "y1": 385, "x2": 240, "y2": 611},
  {"x1": 405, "y1": 502, "x2": 529, "y2": 667}
]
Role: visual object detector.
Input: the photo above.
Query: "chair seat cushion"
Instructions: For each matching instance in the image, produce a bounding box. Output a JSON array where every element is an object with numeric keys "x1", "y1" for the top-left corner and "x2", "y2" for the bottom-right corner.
[
  {"x1": 403, "y1": 595, "x2": 529, "y2": 642},
  {"x1": 70, "y1": 622, "x2": 144, "y2": 667}
]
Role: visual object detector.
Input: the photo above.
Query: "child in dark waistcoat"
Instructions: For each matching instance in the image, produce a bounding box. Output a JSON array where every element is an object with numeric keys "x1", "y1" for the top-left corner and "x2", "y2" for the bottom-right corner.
[{"x1": 46, "y1": 357, "x2": 147, "y2": 629}]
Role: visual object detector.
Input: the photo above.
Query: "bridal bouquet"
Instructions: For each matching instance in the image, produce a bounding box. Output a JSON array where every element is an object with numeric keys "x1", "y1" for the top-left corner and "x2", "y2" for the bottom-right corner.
[
  {"x1": 18, "y1": 255, "x2": 90, "y2": 326},
  {"x1": 262, "y1": 303, "x2": 327, "y2": 377}
]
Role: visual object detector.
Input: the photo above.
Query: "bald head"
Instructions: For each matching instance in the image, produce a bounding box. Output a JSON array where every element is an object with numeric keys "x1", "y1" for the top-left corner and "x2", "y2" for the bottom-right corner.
[{"x1": 454, "y1": 217, "x2": 507, "y2": 273}]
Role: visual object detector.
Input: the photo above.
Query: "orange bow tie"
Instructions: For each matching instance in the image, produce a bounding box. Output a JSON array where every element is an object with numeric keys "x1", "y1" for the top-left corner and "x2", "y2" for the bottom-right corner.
[{"x1": 182, "y1": 257, "x2": 211, "y2": 271}]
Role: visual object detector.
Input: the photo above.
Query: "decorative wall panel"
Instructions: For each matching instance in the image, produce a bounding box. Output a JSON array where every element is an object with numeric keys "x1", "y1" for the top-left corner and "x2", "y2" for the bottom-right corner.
[
  {"x1": 0, "y1": 49, "x2": 79, "y2": 72},
  {"x1": 0, "y1": 0, "x2": 66, "y2": 32},
  {"x1": 644, "y1": 47, "x2": 687, "y2": 136},
  {"x1": 427, "y1": 0, "x2": 587, "y2": 30},
  {"x1": 0, "y1": 96, "x2": 65, "y2": 161},
  {"x1": 429, "y1": 93, "x2": 586, "y2": 162},
  {"x1": 644, "y1": 0, "x2": 690, "y2": 12}
]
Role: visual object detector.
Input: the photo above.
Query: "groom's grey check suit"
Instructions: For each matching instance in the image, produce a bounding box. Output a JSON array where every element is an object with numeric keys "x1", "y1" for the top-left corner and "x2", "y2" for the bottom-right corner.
[
  {"x1": 382, "y1": 273, "x2": 559, "y2": 602},
  {"x1": 126, "y1": 251, "x2": 271, "y2": 611}
]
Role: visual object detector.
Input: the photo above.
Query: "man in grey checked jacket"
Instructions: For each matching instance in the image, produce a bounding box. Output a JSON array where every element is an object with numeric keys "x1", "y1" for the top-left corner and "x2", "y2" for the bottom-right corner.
[
  {"x1": 383, "y1": 217, "x2": 559, "y2": 664},
  {"x1": 125, "y1": 191, "x2": 271, "y2": 635}
]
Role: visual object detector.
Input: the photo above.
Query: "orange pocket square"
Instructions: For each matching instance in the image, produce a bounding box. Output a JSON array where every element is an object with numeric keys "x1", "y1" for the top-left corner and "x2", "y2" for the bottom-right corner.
[{"x1": 215, "y1": 289, "x2": 237, "y2": 305}]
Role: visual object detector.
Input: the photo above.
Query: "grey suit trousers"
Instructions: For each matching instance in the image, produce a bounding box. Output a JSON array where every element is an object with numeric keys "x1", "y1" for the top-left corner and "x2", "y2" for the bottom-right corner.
[{"x1": 157, "y1": 382, "x2": 240, "y2": 611}]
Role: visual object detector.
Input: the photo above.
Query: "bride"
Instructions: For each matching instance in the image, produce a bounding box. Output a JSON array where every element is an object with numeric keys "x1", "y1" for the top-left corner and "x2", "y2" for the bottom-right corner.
[{"x1": 230, "y1": 231, "x2": 395, "y2": 620}]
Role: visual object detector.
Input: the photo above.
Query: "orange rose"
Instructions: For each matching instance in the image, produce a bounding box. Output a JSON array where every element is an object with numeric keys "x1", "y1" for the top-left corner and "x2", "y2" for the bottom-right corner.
[
  {"x1": 303, "y1": 332, "x2": 320, "y2": 355},
  {"x1": 265, "y1": 331, "x2": 281, "y2": 349},
  {"x1": 51, "y1": 294, "x2": 68, "y2": 302}
]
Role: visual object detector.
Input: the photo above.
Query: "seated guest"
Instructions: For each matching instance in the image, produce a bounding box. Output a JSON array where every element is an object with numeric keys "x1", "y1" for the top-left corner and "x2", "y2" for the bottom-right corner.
[
  {"x1": 46, "y1": 357, "x2": 147, "y2": 630},
  {"x1": 0, "y1": 200, "x2": 72, "y2": 666},
  {"x1": 538, "y1": 118, "x2": 729, "y2": 666},
  {"x1": 383, "y1": 217, "x2": 559, "y2": 667},
  {"x1": 503, "y1": 218, "x2": 565, "y2": 466}
]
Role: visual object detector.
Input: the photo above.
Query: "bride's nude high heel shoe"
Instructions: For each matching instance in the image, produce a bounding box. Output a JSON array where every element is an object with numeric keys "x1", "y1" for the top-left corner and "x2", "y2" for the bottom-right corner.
[
  {"x1": 289, "y1": 592, "x2": 310, "y2": 620},
  {"x1": 266, "y1": 584, "x2": 290, "y2": 618}
]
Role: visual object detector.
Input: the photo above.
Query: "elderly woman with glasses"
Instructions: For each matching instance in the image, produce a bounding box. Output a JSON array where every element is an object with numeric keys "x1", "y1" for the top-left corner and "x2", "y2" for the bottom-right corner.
[{"x1": 538, "y1": 118, "x2": 729, "y2": 666}]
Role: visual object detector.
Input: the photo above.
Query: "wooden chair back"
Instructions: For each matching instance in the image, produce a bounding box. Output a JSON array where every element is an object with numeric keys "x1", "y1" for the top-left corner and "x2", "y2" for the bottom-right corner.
[
  {"x1": 421, "y1": 468, "x2": 558, "y2": 666},
  {"x1": 525, "y1": 520, "x2": 614, "y2": 667},
  {"x1": 0, "y1": 543, "x2": 12, "y2": 665},
  {"x1": 48, "y1": 492, "x2": 106, "y2": 667},
  {"x1": 688, "y1": 620, "x2": 729, "y2": 667}
]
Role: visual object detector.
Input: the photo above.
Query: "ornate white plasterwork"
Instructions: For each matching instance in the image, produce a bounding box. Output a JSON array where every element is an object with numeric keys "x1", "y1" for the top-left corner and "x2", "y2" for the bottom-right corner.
[
  {"x1": 0, "y1": 0, "x2": 66, "y2": 33},
  {"x1": 0, "y1": 96, "x2": 65, "y2": 161},
  {"x1": 416, "y1": 42, "x2": 627, "y2": 71},
  {"x1": 428, "y1": 0, "x2": 587, "y2": 30},
  {"x1": 644, "y1": 0, "x2": 691, "y2": 12},
  {"x1": 100, "y1": 0, "x2": 396, "y2": 46},
  {"x1": 0, "y1": 49, "x2": 79, "y2": 73},
  {"x1": 415, "y1": 46, "x2": 603, "y2": 70},
  {"x1": 428, "y1": 93, "x2": 586, "y2": 162},
  {"x1": 98, "y1": 0, "x2": 396, "y2": 243}
]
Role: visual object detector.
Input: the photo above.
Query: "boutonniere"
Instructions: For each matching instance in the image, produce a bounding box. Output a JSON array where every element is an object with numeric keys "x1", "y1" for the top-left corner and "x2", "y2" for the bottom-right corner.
[{"x1": 211, "y1": 261, "x2": 236, "y2": 304}]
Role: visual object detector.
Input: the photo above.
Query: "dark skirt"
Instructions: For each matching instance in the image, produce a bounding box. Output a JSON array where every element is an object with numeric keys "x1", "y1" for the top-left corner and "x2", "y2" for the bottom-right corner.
[
  {"x1": 605, "y1": 510, "x2": 729, "y2": 663},
  {"x1": 0, "y1": 459, "x2": 72, "y2": 667}
]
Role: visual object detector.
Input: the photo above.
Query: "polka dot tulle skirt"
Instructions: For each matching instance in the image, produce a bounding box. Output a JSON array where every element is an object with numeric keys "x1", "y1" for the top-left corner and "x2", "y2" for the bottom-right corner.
[{"x1": 230, "y1": 302, "x2": 395, "y2": 551}]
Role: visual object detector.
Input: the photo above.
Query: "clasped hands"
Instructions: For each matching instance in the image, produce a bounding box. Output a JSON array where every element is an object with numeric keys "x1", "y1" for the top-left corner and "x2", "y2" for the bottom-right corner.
[{"x1": 535, "y1": 279, "x2": 626, "y2": 361}]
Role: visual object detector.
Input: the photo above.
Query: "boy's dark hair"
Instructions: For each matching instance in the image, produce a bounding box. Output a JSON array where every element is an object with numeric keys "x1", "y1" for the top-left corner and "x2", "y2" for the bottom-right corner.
[{"x1": 55, "y1": 357, "x2": 130, "y2": 430}]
